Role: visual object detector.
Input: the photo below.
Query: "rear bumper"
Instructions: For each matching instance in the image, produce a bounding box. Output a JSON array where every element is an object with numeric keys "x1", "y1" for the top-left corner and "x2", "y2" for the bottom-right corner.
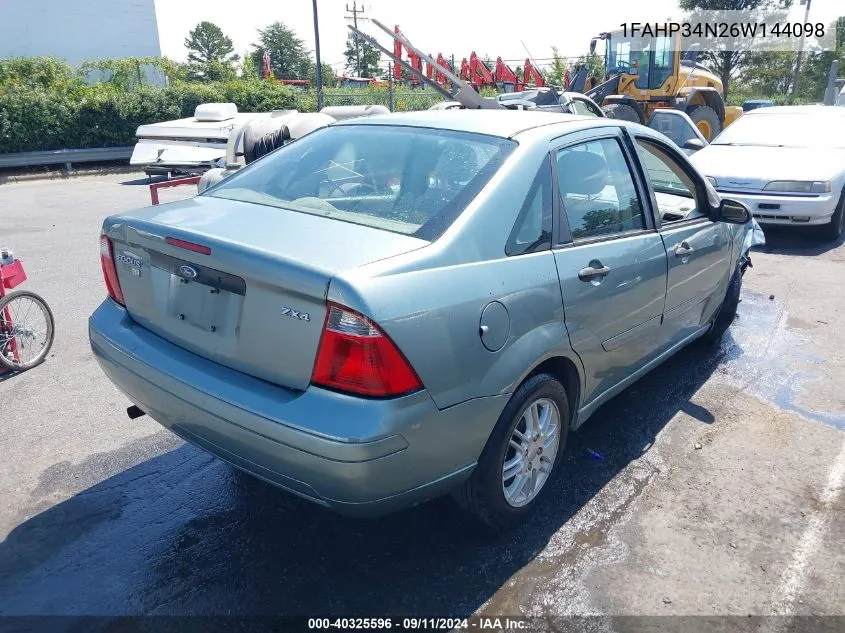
[
  {"x1": 715, "y1": 189, "x2": 838, "y2": 227},
  {"x1": 88, "y1": 300, "x2": 507, "y2": 517}
]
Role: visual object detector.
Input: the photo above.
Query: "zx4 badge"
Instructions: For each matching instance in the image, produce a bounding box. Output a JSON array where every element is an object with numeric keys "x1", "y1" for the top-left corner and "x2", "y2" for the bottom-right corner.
[{"x1": 281, "y1": 307, "x2": 311, "y2": 322}]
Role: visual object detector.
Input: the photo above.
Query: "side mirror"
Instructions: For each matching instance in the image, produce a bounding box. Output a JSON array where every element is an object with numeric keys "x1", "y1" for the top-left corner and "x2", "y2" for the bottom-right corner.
[
  {"x1": 589, "y1": 39, "x2": 598, "y2": 54},
  {"x1": 683, "y1": 138, "x2": 706, "y2": 152},
  {"x1": 714, "y1": 199, "x2": 751, "y2": 224}
]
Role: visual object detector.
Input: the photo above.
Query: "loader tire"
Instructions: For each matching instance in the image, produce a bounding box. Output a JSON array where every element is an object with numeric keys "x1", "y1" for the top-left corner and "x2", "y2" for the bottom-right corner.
[
  {"x1": 687, "y1": 105, "x2": 722, "y2": 141},
  {"x1": 602, "y1": 103, "x2": 641, "y2": 123}
]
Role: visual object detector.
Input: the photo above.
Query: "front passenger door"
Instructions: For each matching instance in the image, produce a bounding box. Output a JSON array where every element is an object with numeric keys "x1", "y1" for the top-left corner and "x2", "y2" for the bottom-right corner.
[
  {"x1": 630, "y1": 134, "x2": 732, "y2": 344},
  {"x1": 551, "y1": 131, "x2": 669, "y2": 407}
]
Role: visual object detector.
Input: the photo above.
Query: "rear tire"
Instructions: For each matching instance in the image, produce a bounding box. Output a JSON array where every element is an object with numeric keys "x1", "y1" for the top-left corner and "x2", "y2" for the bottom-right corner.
[
  {"x1": 821, "y1": 187, "x2": 845, "y2": 241},
  {"x1": 602, "y1": 103, "x2": 642, "y2": 123},
  {"x1": 686, "y1": 105, "x2": 722, "y2": 141},
  {"x1": 453, "y1": 373, "x2": 570, "y2": 532},
  {"x1": 703, "y1": 265, "x2": 742, "y2": 346}
]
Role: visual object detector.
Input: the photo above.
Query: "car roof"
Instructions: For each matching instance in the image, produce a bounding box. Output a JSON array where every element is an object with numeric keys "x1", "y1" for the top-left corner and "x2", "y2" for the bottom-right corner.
[
  {"x1": 746, "y1": 105, "x2": 845, "y2": 116},
  {"x1": 333, "y1": 109, "x2": 597, "y2": 139}
]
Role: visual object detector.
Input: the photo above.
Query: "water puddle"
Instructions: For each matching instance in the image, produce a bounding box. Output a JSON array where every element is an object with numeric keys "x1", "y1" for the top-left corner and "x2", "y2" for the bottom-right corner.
[{"x1": 716, "y1": 289, "x2": 843, "y2": 430}]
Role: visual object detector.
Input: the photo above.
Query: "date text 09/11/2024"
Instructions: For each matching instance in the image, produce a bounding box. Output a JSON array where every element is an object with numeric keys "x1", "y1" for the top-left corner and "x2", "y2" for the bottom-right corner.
[
  {"x1": 307, "y1": 618, "x2": 528, "y2": 630},
  {"x1": 618, "y1": 21, "x2": 825, "y2": 39}
]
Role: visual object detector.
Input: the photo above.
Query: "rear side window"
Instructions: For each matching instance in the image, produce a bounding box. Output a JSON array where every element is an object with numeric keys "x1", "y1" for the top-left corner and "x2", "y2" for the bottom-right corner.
[
  {"x1": 556, "y1": 137, "x2": 645, "y2": 241},
  {"x1": 207, "y1": 125, "x2": 516, "y2": 241},
  {"x1": 506, "y1": 155, "x2": 553, "y2": 256}
]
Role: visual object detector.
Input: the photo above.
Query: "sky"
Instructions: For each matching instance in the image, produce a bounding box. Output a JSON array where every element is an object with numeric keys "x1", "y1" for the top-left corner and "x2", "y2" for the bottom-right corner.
[{"x1": 153, "y1": 0, "x2": 843, "y2": 74}]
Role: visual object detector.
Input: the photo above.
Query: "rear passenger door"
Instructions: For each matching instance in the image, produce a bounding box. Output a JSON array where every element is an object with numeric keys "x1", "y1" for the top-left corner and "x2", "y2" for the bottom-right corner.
[
  {"x1": 551, "y1": 129, "x2": 669, "y2": 407},
  {"x1": 628, "y1": 132, "x2": 732, "y2": 344}
]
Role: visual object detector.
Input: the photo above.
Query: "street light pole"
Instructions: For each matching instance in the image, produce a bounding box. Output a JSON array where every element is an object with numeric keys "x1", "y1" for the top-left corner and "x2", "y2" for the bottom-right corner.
[
  {"x1": 789, "y1": 0, "x2": 812, "y2": 104},
  {"x1": 312, "y1": 0, "x2": 324, "y2": 110}
]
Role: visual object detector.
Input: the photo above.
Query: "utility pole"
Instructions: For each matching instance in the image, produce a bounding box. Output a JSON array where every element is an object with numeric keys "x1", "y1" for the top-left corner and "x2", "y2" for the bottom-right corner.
[
  {"x1": 312, "y1": 0, "x2": 324, "y2": 110},
  {"x1": 388, "y1": 63, "x2": 395, "y2": 111},
  {"x1": 345, "y1": 1, "x2": 367, "y2": 76},
  {"x1": 789, "y1": 0, "x2": 812, "y2": 104}
]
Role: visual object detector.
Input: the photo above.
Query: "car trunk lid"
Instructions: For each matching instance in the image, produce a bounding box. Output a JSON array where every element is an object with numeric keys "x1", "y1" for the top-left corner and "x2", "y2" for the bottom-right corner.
[{"x1": 104, "y1": 195, "x2": 428, "y2": 391}]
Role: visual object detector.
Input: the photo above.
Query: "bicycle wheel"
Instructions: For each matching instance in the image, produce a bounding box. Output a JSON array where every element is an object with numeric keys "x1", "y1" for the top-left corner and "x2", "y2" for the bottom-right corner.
[{"x1": 0, "y1": 290, "x2": 55, "y2": 371}]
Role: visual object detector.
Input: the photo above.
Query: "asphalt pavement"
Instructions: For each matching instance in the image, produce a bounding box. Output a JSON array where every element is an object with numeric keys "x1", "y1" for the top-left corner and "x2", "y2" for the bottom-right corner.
[{"x1": 0, "y1": 173, "x2": 843, "y2": 627}]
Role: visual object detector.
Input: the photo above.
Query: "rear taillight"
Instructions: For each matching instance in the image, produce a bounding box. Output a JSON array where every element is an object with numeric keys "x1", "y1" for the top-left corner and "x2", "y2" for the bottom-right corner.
[
  {"x1": 312, "y1": 303, "x2": 422, "y2": 398},
  {"x1": 100, "y1": 234, "x2": 125, "y2": 306}
]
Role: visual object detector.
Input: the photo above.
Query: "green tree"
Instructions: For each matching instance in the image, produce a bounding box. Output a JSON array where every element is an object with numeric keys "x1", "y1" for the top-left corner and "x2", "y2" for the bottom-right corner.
[
  {"x1": 734, "y1": 15, "x2": 843, "y2": 103},
  {"x1": 834, "y1": 16, "x2": 845, "y2": 72},
  {"x1": 799, "y1": 50, "x2": 838, "y2": 101},
  {"x1": 679, "y1": 0, "x2": 793, "y2": 100},
  {"x1": 544, "y1": 47, "x2": 567, "y2": 86},
  {"x1": 738, "y1": 50, "x2": 794, "y2": 96},
  {"x1": 239, "y1": 52, "x2": 260, "y2": 81},
  {"x1": 251, "y1": 22, "x2": 311, "y2": 80},
  {"x1": 0, "y1": 57, "x2": 80, "y2": 91},
  {"x1": 343, "y1": 34, "x2": 381, "y2": 77},
  {"x1": 184, "y1": 21, "x2": 239, "y2": 81},
  {"x1": 309, "y1": 61, "x2": 337, "y2": 88}
]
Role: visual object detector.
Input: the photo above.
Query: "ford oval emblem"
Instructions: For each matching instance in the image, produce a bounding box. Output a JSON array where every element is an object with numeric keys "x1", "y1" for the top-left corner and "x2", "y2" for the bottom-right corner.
[{"x1": 179, "y1": 265, "x2": 198, "y2": 279}]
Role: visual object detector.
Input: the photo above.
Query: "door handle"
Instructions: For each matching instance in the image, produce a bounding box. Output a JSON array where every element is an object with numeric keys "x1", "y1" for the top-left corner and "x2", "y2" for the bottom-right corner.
[
  {"x1": 675, "y1": 242, "x2": 694, "y2": 258},
  {"x1": 578, "y1": 262, "x2": 612, "y2": 282}
]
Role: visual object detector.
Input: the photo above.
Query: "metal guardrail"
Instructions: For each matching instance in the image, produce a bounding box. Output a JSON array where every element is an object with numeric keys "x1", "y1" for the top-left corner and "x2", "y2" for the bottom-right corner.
[{"x1": 0, "y1": 146, "x2": 133, "y2": 170}]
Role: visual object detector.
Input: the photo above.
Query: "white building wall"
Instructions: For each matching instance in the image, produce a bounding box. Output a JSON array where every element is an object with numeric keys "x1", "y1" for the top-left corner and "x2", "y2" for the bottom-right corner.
[{"x1": 0, "y1": 0, "x2": 161, "y2": 65}]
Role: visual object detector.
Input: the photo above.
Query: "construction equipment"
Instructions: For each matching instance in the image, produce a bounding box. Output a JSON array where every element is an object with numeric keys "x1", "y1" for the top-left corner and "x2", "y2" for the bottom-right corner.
[
  {"x1": 569, "y1": 29, "x2": 742, "y2": 140},
  {"x1": 383, "y1": 23, "x2": 545, "y2": 96},
  {"x1": 461, "y1": 52, "x2": 495, "y2": 91},
  {"x1": 351, "y1": 20, "x2": 578, "y2": 111},
  {"x1": 494, "y1": 58, "x2": 545, "y2": 93},
  {"x1": 347, "y1": 20, "x2": 643, "y2": 122},
  {"x1": 350, "y1": 20, "x2": 501, "y2": 109}
]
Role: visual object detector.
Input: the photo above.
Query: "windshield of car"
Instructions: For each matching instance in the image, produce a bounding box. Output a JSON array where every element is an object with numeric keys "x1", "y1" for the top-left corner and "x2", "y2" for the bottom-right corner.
[
  {"x1": 711, "y1": 112, "x2": 845, "y2": 150},
  {"x1": 206, "y1": 124, "x2": 516, "y2": 241}
]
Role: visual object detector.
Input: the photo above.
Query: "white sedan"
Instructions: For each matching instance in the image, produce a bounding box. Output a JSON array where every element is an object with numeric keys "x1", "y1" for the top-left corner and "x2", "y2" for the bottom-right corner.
[{"x1": 690, "y1": 106, "x2": 845, "y2": 239}]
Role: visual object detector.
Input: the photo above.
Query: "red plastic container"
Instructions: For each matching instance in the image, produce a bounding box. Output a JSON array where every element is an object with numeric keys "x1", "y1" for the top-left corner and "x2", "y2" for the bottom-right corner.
[{"x1": 1, "y1": 260, "x2": 27, "y2": 293}]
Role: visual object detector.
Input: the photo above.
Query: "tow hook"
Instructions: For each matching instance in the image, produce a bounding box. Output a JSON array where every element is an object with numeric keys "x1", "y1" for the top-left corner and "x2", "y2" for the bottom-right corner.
[{"x1": 127, "y1": 405, "x2": 146, "y2": 420}]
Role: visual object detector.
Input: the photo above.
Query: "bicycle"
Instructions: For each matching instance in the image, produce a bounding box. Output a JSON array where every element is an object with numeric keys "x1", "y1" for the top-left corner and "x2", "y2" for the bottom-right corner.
[{"x1": 0, "y1": 249, "x2": 55, "y2": 372}]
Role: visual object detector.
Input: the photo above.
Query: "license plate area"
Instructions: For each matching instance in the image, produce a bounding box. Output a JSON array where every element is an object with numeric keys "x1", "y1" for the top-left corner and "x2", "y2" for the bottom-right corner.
[
  {"x1": 170, "y1": 279, "x2": 232, "y2": 333},
  {"x1": 150, "y1": 251, "x2": 246, "y2": 335}
]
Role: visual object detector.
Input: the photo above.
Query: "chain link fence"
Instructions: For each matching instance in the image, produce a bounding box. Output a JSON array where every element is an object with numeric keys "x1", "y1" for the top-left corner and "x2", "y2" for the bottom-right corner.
[{"x1": 320, "y1": 88, "x2": 445, "y2": 112}]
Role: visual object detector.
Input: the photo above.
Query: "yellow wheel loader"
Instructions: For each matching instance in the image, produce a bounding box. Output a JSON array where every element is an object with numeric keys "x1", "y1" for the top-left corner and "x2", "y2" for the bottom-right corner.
[{"x1": 570, "y1": 30, "x2": 743, "y2": 141}]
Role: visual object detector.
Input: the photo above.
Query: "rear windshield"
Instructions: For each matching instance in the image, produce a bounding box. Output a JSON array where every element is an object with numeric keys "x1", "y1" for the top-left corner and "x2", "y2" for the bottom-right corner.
[{"x1": 206, "y1": 124, "x2": 516, "y2": 241}]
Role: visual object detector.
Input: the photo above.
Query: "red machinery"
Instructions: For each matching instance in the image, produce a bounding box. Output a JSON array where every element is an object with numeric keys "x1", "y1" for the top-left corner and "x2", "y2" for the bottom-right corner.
[
  {"x1": 523, "y1": 59, "x2": 545, "y2": 88},
  {"x1": 460, "y1": 52, "x2": 495, "y2": 91},
  {"x1": 494, "y1": 57, "x2": 546, "y2": 92},
  {"x1": 388, "y1": 25, "x2": 544, "y2": 94},
  {"x1": 495, "y1": 57, "x2": 521, "y2": 92},
  {"x1": 392, "y1": 25, "x2": 424, "y2": 86},
  {"x1": 279, "y1": 79, "x2": 310, "y2": 90},
  {"x1": 432, "y1": 53, "x2": 453, "y2": 86}
]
